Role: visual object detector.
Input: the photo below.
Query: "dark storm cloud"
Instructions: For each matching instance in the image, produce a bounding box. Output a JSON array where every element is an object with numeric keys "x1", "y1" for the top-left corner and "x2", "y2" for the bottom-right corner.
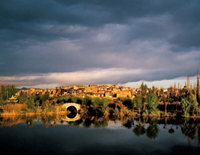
[
  {"x1": 1, "y1": 0, "x2": 200, "y2": 45},
  {"x1": 0, "y1": 0, "x2": 200, "y2": 85}
]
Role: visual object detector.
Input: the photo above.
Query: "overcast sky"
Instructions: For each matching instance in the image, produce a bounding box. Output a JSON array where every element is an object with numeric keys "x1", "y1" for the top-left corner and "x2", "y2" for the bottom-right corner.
[{"x1": 0, "y1": 0, "x2": 200, "y2": 88}]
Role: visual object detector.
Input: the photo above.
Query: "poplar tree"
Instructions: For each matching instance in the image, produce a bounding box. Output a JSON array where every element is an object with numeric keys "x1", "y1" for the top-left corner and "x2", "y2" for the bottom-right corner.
[{"x1": 197, "y1": 69, "x2": 200, "y2": 103}]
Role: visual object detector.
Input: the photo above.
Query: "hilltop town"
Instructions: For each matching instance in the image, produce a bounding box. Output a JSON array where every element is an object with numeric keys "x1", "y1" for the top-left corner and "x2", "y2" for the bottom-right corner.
[
  {"x1": 15, "y1": 82, "x2": 194, "y2": 101},
  {"x1": 0, "y1": 72, "x2": 199, "y2": 120},
  {"x1": 16, "y1": 84, "x2": 136, "y2": 99}
]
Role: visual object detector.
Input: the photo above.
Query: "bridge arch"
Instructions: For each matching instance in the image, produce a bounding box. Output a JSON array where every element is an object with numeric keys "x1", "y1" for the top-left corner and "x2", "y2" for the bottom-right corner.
[
  {"x1": 62, "y1": 103, "x2": 81, "y2": 111},
  {"x1": 62, "y1": 103, "x2": 81, "y2": 122}
]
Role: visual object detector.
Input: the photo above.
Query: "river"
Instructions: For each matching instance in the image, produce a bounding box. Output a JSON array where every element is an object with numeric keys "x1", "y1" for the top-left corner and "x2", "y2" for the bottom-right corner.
[{"x1": 0, "y1": 116, "x2": 199, "y2": 154}]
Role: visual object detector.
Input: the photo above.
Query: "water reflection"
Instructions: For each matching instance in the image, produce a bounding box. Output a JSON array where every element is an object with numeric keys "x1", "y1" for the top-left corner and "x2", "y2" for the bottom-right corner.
[
  {"x1": 0, "y1": 115, "x2": 200, "y2": 154},
  {"x1": 168, "y1": 125, "x2": 175, "y2": 134},
  {"x1": 146, "y1": 121, "x2": 160, "y2": 139},
  {"x1": 67, "y1": 106, "x2": 77, "y2": 118},
  {"x1": 0, "y1": 115, "x2": 200, "y2": 146},
  {"x1": 133, "y1": 123, "x2": 145, "y2": 137}
]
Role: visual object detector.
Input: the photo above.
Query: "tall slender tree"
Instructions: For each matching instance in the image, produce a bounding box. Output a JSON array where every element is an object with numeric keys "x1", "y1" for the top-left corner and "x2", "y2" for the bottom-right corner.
[{"x1": 197, "y1": 69, "x2": 200, "y2": 103}]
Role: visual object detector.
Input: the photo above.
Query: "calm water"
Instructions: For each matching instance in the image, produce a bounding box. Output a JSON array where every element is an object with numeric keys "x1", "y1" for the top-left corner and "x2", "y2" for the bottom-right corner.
[{"x1": 0, "y1": 116, "x2": 200, "y2": 155}]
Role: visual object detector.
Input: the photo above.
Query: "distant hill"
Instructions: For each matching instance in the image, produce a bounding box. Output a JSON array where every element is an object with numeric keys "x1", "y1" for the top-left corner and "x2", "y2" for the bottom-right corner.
[
  {"x1": 17, "y1": 87, "x2": 41, "y2": 91},
  {"x1": 17, "y1": 87, "x2": 28, "y2": 91}
]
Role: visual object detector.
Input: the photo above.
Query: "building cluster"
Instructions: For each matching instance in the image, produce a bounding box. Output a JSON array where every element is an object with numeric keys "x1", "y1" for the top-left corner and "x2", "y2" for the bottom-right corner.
[
  {"x1": 16, "y1": 84, "x2": 139, "y2": 99},
  {"x1": 15, "y1": 83, "x2": 198, "y2": 100}
]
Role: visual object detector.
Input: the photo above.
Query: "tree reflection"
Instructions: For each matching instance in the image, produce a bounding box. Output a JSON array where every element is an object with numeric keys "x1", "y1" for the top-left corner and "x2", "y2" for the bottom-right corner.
[
  {"x1": 133, "y1": 123, "x2": 145, "y2": 137},
  {"x1": 181, "y1": 121, "x2": 198, "y2": 143},
  {"x1": 82, "y1": 118, "x2": 92, "y2": 128},
  {"x1": 68, "y1": 119, "x2": 83, "y2": 127},
  {"x1": 93, "y1": 117, "x2": 109, "y2": 128},
  {"x1": 168, "y1": 126, "x2": 175, "y2": 134},
  {"x1": 146, "y1": 121, "x2": 160, "y2": 139},
  {"x1": 25, "y1": 117, "x2": 34, "y2": 128},
  {"x1": 122, "y1": 117, "x2": 133, "y2": 129}
]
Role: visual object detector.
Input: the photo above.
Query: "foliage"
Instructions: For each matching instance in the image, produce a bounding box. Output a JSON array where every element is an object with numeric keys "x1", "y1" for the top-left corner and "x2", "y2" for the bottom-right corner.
[
  {"x1": 181, "y1": 97, "x2": 191, "y2": 116},
  {"x1": 160, "y1": 88, "x2": 164, "y2": 96},
  {"x1": 188, "y1": 94, "x2": 198, "y2": 114},
  {"x1": 142, "y1": 108, "x2": 149, "y2": 116},
  {"x1": 26, "y1": 98, "x2": 35, "y2": 109},
  {"x1": 133, "y1": 95, "x2": 143, "y2": 111},
  {"x1": 146, "y1": 93, "x2": 159, "y2": 112},
  {"x1": 83, "y1": 97, "x2": 92, "y2": 106},
  {"x1": 42, "y1": 93, "x2": 50, "y2": 102},
  {"x1": 0, "y1": 85, "x2": 17, "y2": 100},
  {"x1": 0, "y1": 100, "x2": 8, "y2": 106},
  {"x1": 1, "y1": 103, "x2": 27, "y2": 114},
  {"x1": 167, "y1": 97, "x2": 174, "y2": 103},
  {"x1": 113, "y1": 107, "x2": 120, "y2": 116},
  {"x1": 17, "y1": 94, "x2": 28, "y2": 104},
  {"x1": 92, "y1": 98, "x2": 110, "y2": 109},
  {"x1": 151, "y1": 86, "x2": 156, "y2": 94},
  {"x1": 140, "y1": 82, "x2": 147, "y2": 97},
  {"x1": 122, "y1": 98, "x2": 133, "y2": 109},
  {"x1": 67, "y1": 96, "x2": 82, "y2": 104},
  {"x1": 120, "y1": 106, "x2": 134, "y2": 117}
]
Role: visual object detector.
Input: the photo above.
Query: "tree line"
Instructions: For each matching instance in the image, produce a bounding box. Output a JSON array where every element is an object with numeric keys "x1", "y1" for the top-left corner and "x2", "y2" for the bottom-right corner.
[{"x1": 0, "y1": 83, "x2": 200, "y2": 118}]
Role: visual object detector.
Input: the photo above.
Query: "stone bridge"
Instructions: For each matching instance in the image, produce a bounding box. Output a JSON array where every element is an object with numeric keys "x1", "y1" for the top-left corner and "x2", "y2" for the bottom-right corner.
[
  {"x1": 62, "y1": 103, "x2": 81, "y2": 111},
  {"x1": 62, "y1": 103, "x2": 81, "y2": 122}
]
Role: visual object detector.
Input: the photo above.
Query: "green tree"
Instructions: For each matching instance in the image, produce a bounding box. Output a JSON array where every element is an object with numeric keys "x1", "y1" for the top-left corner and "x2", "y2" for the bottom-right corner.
[
  {"x1": 181, "y1": 98, "x2": 191, "y2": 116},
  {"x1": 92, "y1": 97, "x2": 102, "y2": 109},
  {"x1": 0, "y1": 85, "x2": 6, "y2": 100},
  {"x1": 83, "y1": 96, "x2": 92, "y2": 106},
  {"x1": 26, "y1": 98, "x2": 35, "y2": 109},
  {"x1": 146, "y1": 93, "x2": 159, "y2": 112},
  {"x1": 188, "y1": 94, "x2": 198, "y2": 115},
  {"x1": 99, "y1": 98, "x2": 110, "y2": 109},
  {"x1": 160, "y1": 88, "x2": 164, "y2": 96},
  {"x1": 140, "y1": 82, "x2": 147, "y2": 97},
  {"x1": 122, "y1": 98, "x2": 133, "y2": 109},
  {"x1": 151, "y1": 86, "x2": 156, "y2": 94},
  {"x1": 133, "y1": 95, "x2": 143, "y2": 112},
  {"x1": 0, "y1": 85, "x2": 17, "y2": 100},
  {"x1": 42, "y1": 92, "x2": 50, "y2": 102},
  {"x1": 17, "y1": 94, "x2": 28, "y2": 104}
]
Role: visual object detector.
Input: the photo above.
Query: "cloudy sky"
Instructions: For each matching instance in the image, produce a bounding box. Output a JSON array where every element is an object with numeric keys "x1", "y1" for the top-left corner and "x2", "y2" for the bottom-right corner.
[{"x1": 0, "y1": 0, "x2": 200, "y2": 88}]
